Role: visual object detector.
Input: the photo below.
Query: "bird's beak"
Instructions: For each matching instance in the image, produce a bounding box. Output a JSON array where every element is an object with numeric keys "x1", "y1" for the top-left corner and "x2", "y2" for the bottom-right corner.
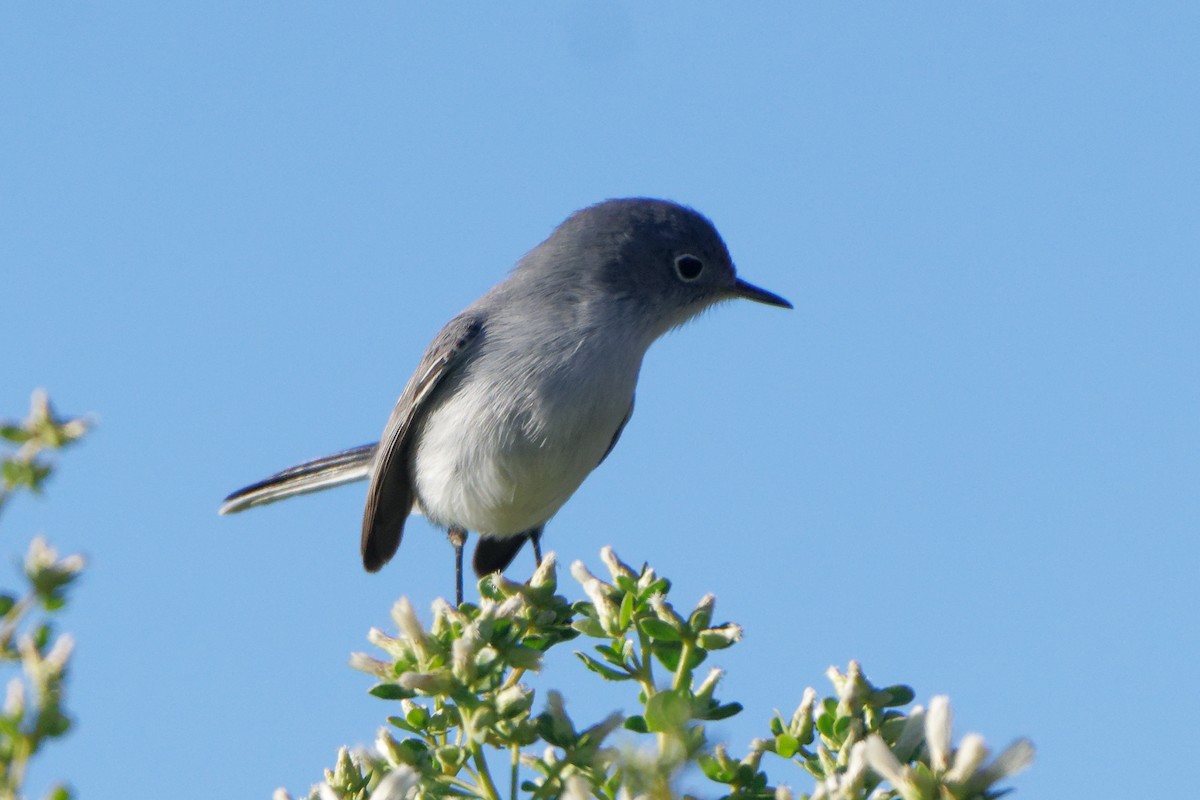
[{"x1": 732, "y1": 278, "x2": 792, "y2": 309}]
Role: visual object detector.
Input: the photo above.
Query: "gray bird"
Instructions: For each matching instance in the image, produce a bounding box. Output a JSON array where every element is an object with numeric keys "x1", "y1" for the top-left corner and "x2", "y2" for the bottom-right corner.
[{"x1": 220, "y1": 198, "x2": 791, "y2": 602}]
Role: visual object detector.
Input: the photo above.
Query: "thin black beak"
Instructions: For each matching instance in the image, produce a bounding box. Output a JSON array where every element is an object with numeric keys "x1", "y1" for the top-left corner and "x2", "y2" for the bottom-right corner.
[{"x1": 732, "y1": 278, "x2": 792, "y2": 309}]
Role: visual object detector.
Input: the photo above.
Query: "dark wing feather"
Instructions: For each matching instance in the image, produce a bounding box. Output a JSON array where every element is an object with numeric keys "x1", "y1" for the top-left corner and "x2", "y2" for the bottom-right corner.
[
  {"x1": 598, "y1": 395, "x2": 635, "y2": 466},
  {"x1": 361, "y1": 315, "x2": 484, "y2": 572}
]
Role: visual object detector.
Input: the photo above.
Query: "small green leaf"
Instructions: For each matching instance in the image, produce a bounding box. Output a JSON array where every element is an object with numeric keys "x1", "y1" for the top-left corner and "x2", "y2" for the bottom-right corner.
[
  {"x1": 641, "y1": 577, "x2": 671, "y2": 598},
  {"x1": 405, "y1": 705, "x2": 428, "y2": 728},
  {"x1": 536, "y1": 712, "x2": 575, "y2": 748},
  {"x1": 0, "y1": 426, "x2": 31, "y2": 443},
  {"x1": 638, "y1": 617, "x2": 681, "y2": 641},
  {"x1": 0, "y1": 594, "x2": 16, "y2": 616},
  {"x1": 698, "y1": 754, "x2": 724, "y2": 781},
  {"x1": 369, "y1": 683, "x2": 413, "y2": 700},
  {"x1": 575, "y1": 652, "x2": 632, "y2": 681},
  {"x1": 618, "y1": 591, "x2": 635, "y2": 629},
  {"x1": 775, "y1": 733, "x2": 800, "y2": 758},
  {"x1": 706, "y1": 702, "x2": 742, "y2": 721},
  {"x1": 651, "y1": 640, "x2": 682, "y2": 671},
  {"x1": 571, "y1": 617, "x2": 607, "y2": 638},
  {"x1": 33, "y1": 623, "x2": 51, "y2": 649},
  {"x1": 623, "y1": 715, "x2": 648, "y2": 733},
  {"x1": 479, "y1": 577, "x2": 505, "y2": 602},
  {"x1": 832, "y1": 715, "x2": 852, "y2": 742},
  {"x1": 876, "y1": 684, "x2": 916, "y2": 707},
  {"x1": 386, "y1": 715, "x2": 420, "y2": 733},
  {"x1": 436, "y1": 745, "x2": 466, "y2": 769}
]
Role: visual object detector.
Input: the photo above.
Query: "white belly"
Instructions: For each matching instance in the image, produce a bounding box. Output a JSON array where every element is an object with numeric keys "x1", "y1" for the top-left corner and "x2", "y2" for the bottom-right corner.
[{"x1": 410, "y1": 358, "x2": 636, "y2": 536}]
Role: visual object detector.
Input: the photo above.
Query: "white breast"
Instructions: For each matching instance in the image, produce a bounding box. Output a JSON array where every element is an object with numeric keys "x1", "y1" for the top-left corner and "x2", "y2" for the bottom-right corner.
[{"x1": 410, "y1": 323, "x2": 643, "y2": 536}]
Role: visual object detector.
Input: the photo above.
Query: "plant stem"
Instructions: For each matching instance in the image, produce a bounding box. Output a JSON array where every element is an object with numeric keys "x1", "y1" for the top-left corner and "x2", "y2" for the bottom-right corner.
[
  {"x1": 635, "y1": 628, "x2": 657, "y2": 696},
  {"x1": 509, "y1": 743, "x2": 519, "y2": 800},
  {"x1": 502, "y1": 667, "x2": 526, "y2": 690},
  {"x1": 671, "y1": 640, "x2": 693, "y2": 692},
  {"x1": 471, "y1": 745, "x2": 502, "y2": 800}
]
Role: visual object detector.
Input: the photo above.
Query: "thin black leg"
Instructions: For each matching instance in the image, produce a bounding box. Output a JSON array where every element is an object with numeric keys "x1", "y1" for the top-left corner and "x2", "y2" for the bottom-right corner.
[
  {"x1": 448, "y1": 526, "x2": 467, "y2": 605},
  {"x1": 530, "y1": 529, "x2": 543, "y2": 567}
]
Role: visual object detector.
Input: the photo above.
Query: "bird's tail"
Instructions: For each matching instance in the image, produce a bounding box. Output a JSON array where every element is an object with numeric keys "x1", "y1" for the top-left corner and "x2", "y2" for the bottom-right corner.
[{"x1": 219, "y1": 443, "x2": 378, "y2": 515}]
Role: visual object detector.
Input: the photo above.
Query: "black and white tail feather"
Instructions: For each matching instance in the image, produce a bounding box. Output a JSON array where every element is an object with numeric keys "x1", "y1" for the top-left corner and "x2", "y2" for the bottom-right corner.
[{"x1": 219, "y1": 444, "x2": 377, "y2": 515}]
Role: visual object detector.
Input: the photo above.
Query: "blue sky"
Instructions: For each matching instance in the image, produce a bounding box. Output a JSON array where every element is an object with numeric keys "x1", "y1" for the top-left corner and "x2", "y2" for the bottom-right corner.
[{"x1": 3, "y1": 3, "x2": 1198, "y2": 797}]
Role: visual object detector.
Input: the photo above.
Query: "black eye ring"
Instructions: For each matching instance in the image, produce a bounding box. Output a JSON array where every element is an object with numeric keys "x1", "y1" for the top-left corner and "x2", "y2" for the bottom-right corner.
[{"x1": 674, "y1": 254, "x2": 704, "y2": 282}]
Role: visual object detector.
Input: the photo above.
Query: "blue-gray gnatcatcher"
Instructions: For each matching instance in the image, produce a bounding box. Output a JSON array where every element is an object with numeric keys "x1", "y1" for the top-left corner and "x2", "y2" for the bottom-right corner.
[{"x1": 221, "y1": 198, "x2": 791, "y2": 601}]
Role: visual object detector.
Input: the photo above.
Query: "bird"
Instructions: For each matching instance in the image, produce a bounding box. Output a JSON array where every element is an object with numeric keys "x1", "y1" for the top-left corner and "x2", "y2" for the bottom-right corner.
[{"x1": 220, "y1": 198, "x2": 791, "y2": 603}]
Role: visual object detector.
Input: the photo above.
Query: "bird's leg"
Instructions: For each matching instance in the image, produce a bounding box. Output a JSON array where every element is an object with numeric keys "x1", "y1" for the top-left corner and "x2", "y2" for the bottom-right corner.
[
  {"x1": 530, "y1": 529, "x2": 543, "y2": 567},
  {"x1": 448, "y1": 526, "x2": 468, "y2": 606}
]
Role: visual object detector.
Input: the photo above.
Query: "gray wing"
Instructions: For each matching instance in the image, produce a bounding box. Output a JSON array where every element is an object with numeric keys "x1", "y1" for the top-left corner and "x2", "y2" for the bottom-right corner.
[{"x1": 361, "y1": 315, "x2": 484, "y2": 572}]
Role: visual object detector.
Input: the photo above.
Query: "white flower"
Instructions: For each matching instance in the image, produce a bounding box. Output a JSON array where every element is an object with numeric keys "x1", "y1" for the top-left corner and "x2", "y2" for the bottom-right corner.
[
  {"x1": 925, "y1": 695, "x2": 952, "y2": 772},
  {"x1": 391, "y1": 598, "x2": 429, "y2": 656},
  {"x1": 978, "y1": 738, "x2": 1036, "y2": 787},
  {"x1": 599, "y1": 546, "x2": 634, "y2": 581},
  {"x1": 370, "y1": 766, "x2": 420, "y2": 800},
  {"x1": 863, "y1": 735, "x2": 922, "y2": 800},
  {"x1": 530, "y1": 551, "x2": 558, "y2": 587},
  {"x1": 945, "y1": 733, "x2": 988, "y2": 783},
  {"x1": 572, "y1": 561, "x2": 620, "y2": 632}
]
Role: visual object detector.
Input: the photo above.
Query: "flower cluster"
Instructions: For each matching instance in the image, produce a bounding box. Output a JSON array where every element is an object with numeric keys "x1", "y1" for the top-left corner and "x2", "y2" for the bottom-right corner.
[{"x1": 283, "y1": 549, "x2": 1033, "y2": 800}]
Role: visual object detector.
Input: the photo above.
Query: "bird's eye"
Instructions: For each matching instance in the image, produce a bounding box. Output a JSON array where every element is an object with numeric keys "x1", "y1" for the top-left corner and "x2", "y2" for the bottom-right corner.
[{"x1": 674, "y1": 254, "x2": 705, "y2": 282}]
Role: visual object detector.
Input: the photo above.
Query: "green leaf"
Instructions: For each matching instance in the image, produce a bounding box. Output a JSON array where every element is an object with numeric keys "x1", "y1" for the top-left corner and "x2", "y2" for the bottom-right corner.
[
  {"x1": 3, "y1": 461, "x2": 28, "y2": 487},
  {"x1": 775, "y1": 733, "x2": 800, "y2": 758},
  {"x1": 479, "y1": 577, "x2": 505, "y2": 602},
  {"x1": 0, "y1": 425, "x2": 31, "y2": 443},
  {"x1": 644, "y1": 688, "x2": 693, "y2": 732},
  {"x1": 641, "y1": 577, "x2": 671, "y2": 598},
  {"x1": 436, "y1": 745, "x2": 467, "y2": 769},
  {"x1": 698, "y1": 754, "x2": 731, "y2": 782},
  {"x1": 369, "y1": 683, "x2": 414, "y2": 700},
  {"x1": 876, "y1": 684, "x2": 916, "y2": 707},
  {"x1": 575, "y1": 651, "x2": 632, "y2": 681},
  {"x1": 623, "y1": 714, "x2": 648, "y2": 733},
  {"x1": 706, "y1": 702, "x2": 742, "y2": 721},
  {"x1": 594, "y1": 642, "x2": 627, "y2": 667},
  {"x1": 637, "y1": 617, "x2": 681, "y2": 641},
  {"x1": 33, "y1": 623, "x2": 51, "y2": 649},
  {"x1": 536, "y1": 712, "x2": 575, "y2": 747},
  {"x1": 405, "y1": 704, "x2": 429, "y2": 728},
  {"x1": 571, "y1": 617, "x2": 607, "y2": 638},
  {"x1": 688, "y1": 604, "x2": 713, "y2": 632},
  {"x1": 651, "y1": 640, "x2": 682, "y2": 671},
  {"x1": 0, "y1": 594, "x2": 16, "y2": 616},
  {"x1": 832, "y1": 714, "x2": 852, "y2": 743},
  {"x1": 386, "y1": 715, "x2": 420, "y2": 734},
  {"x1": 618, "y1": 590, "x2": 635, "y2": 629},
  {"x1": 650, "y1": 639, "x2": 706, "y2": 673}
]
